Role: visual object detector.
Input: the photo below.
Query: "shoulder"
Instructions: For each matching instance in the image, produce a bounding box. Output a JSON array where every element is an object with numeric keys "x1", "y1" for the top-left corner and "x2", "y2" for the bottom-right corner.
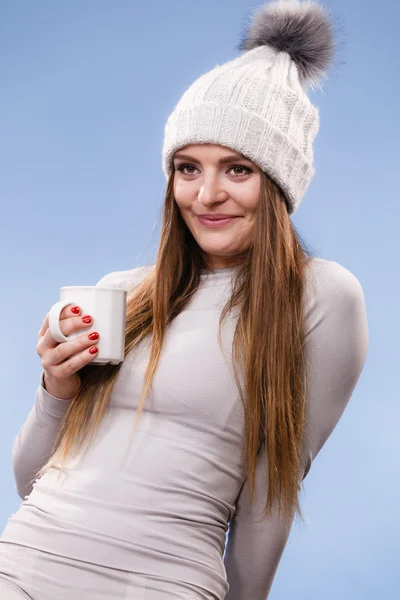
[
  {"x1": 95, "y1": 264, "x2": 155, "y2": 293},
  {"x1": 304, "y1": 257, "x2": 367, "y2": 324},
  {"x1": 305, "y1": 256, "x2": 364, "y2": 297}
]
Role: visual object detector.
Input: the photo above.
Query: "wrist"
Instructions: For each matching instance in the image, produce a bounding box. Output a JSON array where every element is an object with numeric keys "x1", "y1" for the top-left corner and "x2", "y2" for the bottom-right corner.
[{"x1": 42, "y1": 373, "x2": 77, "y2": 400}]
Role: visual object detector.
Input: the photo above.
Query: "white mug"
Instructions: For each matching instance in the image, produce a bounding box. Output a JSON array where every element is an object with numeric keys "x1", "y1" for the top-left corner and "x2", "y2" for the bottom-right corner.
[{"x1": 48, "y1": 286, "x2": 127, "y2": 365}]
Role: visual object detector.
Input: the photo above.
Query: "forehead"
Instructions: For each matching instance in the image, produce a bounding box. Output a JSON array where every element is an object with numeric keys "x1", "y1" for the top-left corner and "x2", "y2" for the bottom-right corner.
[{"x1": 173, "y1": 143, "x2": 255, "y2": 164}]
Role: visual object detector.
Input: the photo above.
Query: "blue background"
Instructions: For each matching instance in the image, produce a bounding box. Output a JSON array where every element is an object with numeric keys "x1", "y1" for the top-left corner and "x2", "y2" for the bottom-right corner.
[{"x1": 0, "y1": 1, "x2": 398, "y2": 597}]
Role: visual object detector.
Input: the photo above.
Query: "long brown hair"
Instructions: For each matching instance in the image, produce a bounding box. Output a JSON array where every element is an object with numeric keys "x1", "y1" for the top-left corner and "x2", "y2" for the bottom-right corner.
[{"x1": 36, "y1": 169, "x2": 313, "y2": 530}]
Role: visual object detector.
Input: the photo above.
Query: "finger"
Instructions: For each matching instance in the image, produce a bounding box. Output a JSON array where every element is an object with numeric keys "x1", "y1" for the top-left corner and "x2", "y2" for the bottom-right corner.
[
  {"x1": 38, "y1": 314, "x2": 50, "y2": 340},
  {"x1": 60, "y1": 304, "x2": 82, "y2": 320},
  {"x1": 41, "y1": 318, "x2": 87, "y2": 352},
  {"x1": 42, "y1": 333, "x2": 99, "y2": 372},
  {"x1": 37, "y1": 304, "x2": 83, "y2": 342},
  {"x1": 45, "y1": 346, "x2": 98, "y2": 380}
]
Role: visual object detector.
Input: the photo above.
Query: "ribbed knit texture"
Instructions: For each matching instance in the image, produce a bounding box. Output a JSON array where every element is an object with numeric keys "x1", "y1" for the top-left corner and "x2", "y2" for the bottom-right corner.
[{"x1": 162, "y1": 45, "x2": 320, "y2": 214}]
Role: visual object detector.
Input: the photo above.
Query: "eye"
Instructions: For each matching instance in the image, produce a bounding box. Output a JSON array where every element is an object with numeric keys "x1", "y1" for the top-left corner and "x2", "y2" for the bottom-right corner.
[
  {"x1": 176, "y1": 163, "x2": 198, "y2": 175},
  {"x1": 174, "y1": 163, "x2": 252, "y2": 177},
  {"x1": 230, "y1": 165, "x2": 252, "y2": 176}
]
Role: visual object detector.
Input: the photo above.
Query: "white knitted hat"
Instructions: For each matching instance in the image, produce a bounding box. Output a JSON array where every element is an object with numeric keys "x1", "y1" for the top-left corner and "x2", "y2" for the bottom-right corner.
[{"x1": 162, "y1": 0, "x2": 337, "y2": 215}]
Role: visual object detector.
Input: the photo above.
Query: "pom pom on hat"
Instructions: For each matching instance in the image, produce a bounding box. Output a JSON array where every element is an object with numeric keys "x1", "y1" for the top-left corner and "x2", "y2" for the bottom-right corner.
[{"x1": 238, "y1": 0, "x2": 336, "y2": 89}]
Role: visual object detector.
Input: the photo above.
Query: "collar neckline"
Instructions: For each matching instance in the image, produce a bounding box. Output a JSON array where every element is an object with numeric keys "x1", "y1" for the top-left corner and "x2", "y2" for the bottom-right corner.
[{"x1": 200, "y1": 265, "x2": 240, "y2": 277}]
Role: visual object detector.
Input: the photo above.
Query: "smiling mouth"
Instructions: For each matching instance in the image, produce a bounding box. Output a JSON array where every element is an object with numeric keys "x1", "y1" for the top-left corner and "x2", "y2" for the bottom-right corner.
[
  {"x1": 197, "y1": 215, "x2": 240, "y2": 228},
  {"x1": 197, "y1": 215, "x2": 240, "y2": 220}
]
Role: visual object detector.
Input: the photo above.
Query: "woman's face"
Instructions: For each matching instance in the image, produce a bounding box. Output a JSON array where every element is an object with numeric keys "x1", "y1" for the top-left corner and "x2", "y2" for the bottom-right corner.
[{"x1": 172, "y1": 144, "x2": 262, "y2": 270}]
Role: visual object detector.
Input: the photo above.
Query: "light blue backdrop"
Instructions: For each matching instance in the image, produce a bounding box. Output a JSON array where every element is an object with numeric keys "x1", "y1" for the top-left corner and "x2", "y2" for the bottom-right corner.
[{"x1": 0, "y1": 1, "x2": 398, "y2": 598}]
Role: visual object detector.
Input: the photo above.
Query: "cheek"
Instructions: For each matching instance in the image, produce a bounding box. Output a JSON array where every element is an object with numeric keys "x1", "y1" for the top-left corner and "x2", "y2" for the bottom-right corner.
[
  {"x1": 239, "y1": 190, "x2": 260, "y2": 219},
  {"x1": 174, "y1": 179, "x2": 191, "y2": 199},
  {"x1": 173, "y1": 185, "x2": 192, "y2": 230},
  {"x1": 173, "y1": 184, "x2": 193, "y2": 220}
]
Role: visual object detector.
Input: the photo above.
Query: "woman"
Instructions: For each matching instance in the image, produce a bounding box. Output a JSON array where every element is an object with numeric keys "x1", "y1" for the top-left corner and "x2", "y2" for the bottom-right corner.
[{"x1": 0, "y1": 1, "x2": 369, "y2": 599}]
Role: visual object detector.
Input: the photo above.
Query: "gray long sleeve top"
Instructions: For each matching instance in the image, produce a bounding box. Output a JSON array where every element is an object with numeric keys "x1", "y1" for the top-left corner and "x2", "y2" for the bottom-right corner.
[{"x1": 2, "y1": 257, "x2": 369, "y2": 599}]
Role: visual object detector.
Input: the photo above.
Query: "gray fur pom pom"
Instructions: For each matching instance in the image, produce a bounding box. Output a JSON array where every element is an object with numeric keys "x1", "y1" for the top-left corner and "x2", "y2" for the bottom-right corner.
[{"x1": 238, "y1": 0, "x2": 336, "y2": 88}]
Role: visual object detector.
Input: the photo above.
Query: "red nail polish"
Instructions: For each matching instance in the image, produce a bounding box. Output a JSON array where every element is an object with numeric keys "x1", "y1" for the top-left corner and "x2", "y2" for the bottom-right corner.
[
  {"x1": 88, "y1": 332, "x2": 99, "y2": 340},
  {"x1": 82, "y1": 316, "x2": 92, "y2": 323},
  {"x1": 89, "y1": 346, "x2": 98, "y2": 354},
  {"x1": 71, "y1": 306, "x2": 81, "y2": 314}
]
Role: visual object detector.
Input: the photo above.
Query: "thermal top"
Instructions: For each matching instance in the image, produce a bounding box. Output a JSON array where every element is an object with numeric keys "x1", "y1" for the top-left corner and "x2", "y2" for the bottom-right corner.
[{"x1": 1, "y1": 258, "x2": 369, "y2": 599}]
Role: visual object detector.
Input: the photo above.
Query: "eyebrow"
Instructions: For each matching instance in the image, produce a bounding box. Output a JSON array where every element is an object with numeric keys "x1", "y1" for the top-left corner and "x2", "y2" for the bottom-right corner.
[{"x1": 173, "y1": 152, "x2": 252, "y2": 165}]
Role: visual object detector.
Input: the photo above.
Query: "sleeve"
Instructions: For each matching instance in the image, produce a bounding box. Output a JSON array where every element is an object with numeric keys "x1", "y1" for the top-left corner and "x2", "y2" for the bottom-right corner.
[
  {"x1": 12, "y1": 268, "x2": 144, "y2": 500},
  {"x1": 12, "y1": 372, "x2": 74, "y2": 500},
  {"x1": 223, "y1": 259, "x2": 369, "y2": 600}
]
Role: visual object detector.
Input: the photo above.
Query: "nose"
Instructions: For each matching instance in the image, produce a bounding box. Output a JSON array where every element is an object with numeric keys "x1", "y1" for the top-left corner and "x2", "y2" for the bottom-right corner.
[{"x1": 198, "y1": 173, "x2": 229, "y2": 206}]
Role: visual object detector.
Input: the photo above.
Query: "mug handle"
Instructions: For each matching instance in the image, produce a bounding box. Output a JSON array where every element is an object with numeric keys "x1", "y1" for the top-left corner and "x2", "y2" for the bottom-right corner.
[{"x1": 48, "y1": 300, "x2": 76, "y2": 343}]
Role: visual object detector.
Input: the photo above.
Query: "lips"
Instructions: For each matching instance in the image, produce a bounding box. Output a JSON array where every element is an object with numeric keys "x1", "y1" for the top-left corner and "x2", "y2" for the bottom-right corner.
[
  {"x1": 197, "y1": 215, "x2": 237, "y2": 221},
  {"x1": 197, "y1": 215, "x2": 239, "y2": 229}
]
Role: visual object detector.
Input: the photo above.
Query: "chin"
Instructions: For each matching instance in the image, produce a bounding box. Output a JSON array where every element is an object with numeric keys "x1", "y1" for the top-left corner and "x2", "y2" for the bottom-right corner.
[{"x1": 199, "y1": 247, "x2": 240, "y2": 258}]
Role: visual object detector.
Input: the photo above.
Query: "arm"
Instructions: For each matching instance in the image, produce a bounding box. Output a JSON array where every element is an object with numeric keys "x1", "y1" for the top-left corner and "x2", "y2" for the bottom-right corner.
[
  {"x1": 12, "y1": 373, "x2": 74, "y2": 500},
  {"x1": 12, "y1": 267, "x2": 151, "y2": 500},
  {"x1": 223, "y1": 259, "x2": 369, "y2": 599}
]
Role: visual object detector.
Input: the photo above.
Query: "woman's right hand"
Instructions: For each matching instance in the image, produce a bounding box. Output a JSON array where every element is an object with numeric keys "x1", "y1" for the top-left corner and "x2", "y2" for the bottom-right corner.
[{"x1": 36, "y1": 305, "x2": 100, "y2": 400}]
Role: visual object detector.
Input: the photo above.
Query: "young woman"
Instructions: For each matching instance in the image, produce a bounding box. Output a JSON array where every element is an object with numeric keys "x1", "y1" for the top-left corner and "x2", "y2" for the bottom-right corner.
[{"x1": 0, "y1": 1, "x2": 369, "y2": 599}]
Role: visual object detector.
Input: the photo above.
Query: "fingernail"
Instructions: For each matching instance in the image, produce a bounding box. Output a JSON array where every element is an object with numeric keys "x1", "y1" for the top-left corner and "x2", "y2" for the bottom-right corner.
[
  {"x1": 89, "y1": 346, "x2": 98, "y2": 354},
  {"x1": 82, "y1": 316, "x2": 92, "y2": 324},
  {"x1": 88, "y1": 332, "x2": 99, "y2": 340},
  {"x1": 71, "y1": 306, "x2": 81, "y2": 314}
]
